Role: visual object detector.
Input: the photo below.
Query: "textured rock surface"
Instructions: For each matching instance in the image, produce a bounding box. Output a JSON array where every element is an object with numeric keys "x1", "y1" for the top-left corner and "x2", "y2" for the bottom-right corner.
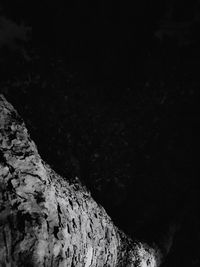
[{"x1": 0, "y1": 94, "x2": 162, "y2": 266}]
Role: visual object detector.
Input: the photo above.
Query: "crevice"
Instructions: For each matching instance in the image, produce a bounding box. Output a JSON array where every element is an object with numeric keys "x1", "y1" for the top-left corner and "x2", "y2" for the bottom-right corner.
[
  {"x1": 68, "y1": 198, "x2": 73, "y2": 209},
  {"x1": 0, "y1": 150, "x2": 7, "y2": 165},
  {"x1": 35, "y1": 191, "x2": 45, "y2": 204},
  {"x1": 53, "y1": 226, "x2": 59, "y2": 239},
  {"x1": 67, "y1": 224, "x2": 70, "y2": 234},
  {"x1": 72, "y1": 218, "x2": 76, "y2": 229}
]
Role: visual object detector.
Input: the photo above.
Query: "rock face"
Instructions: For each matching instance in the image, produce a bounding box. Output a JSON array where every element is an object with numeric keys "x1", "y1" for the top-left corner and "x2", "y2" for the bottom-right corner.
[{"x1": 0, "y1": 94, "x2": 162, "y2": 266}]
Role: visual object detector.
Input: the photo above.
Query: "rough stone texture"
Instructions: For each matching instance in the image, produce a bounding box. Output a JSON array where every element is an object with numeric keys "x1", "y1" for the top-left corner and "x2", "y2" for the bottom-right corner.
[{"x1": 0, "y1": 94, "x2": 162, "y2": 266}]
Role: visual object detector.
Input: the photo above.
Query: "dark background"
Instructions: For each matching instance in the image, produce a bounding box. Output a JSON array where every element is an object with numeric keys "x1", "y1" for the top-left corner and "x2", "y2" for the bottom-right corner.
[{"x1": 0, "y1": 1, "x2": 200, "y2": 266}]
